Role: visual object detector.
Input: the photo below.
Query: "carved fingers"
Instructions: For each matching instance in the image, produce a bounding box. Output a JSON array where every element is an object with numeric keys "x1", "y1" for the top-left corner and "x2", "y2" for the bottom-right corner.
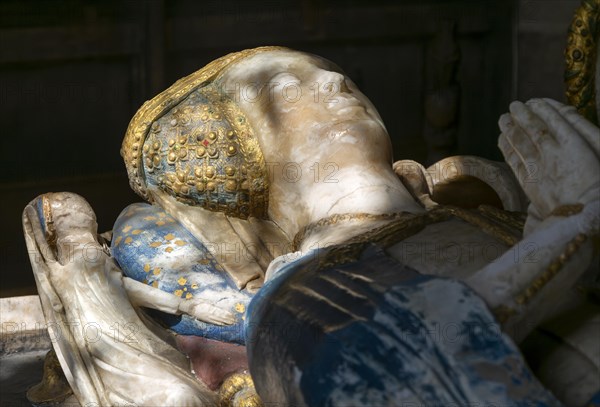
[
  {"x1": 541, "y1": 98, "x2": 600, "y2": 159},
  {"x1": 498, "y1": 112, "x2": 535, "y2": 184},
  {"x1": 498, "y1": 98, "x2": 600, "y2": 222},
  {"x1": 178, "y1": 298, "x2": 237, "y2": 326},
  {"x1": 510, "y1": 100, "x2": 560, "y2": 146},
  {"x1": 498, "y1": 106, "x2": 551, "y2": 215}
]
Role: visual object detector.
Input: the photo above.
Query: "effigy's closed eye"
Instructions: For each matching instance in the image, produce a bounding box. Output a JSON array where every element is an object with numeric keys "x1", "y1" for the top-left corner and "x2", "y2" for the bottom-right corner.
[{"x1": 270, "y1": 71, "x2": 301, "y2": 84}]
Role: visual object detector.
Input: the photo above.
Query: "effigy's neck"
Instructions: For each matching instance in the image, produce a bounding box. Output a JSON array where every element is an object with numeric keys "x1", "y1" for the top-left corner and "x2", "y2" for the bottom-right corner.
[{"x1": 269, "y1": 166, "x2": 425, "y2": 243}]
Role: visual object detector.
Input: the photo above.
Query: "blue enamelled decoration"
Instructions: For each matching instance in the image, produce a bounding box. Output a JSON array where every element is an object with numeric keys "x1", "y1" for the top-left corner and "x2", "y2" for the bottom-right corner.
[{"x1": 111, "y1": 203, "x2": 252, "y2": 344}]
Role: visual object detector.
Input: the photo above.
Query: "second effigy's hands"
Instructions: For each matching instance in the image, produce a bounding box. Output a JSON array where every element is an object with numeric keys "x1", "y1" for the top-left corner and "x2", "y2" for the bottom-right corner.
[
  {"x1": 498, "y1": 98, "x2": 600, "y2": 233},
  {"x1": 177, "y1": 298, "x2": 237, "y2": 326}
]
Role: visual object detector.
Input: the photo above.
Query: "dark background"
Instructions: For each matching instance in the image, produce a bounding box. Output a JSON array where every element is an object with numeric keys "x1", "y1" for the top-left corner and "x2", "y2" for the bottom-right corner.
[{"x1": 0, "y1": 0, "x2": 580, "y2": 297}]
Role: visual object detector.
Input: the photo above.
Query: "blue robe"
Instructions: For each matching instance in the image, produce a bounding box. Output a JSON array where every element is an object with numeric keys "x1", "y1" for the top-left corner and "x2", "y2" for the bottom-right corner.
[{"x1": 246, "y1": 244, "x2": 561, "y2": 406}]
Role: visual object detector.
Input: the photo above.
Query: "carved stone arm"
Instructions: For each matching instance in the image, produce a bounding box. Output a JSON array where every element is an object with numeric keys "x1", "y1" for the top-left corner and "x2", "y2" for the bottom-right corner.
[{"x1": 122, "y1": 276, "x2": 236, "y2": 325}]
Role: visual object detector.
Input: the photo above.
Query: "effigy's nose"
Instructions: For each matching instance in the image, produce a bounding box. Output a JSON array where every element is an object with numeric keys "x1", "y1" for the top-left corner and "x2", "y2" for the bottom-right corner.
[{"x1": 319, "y1": 70, "x2": 349, "y2": 93}]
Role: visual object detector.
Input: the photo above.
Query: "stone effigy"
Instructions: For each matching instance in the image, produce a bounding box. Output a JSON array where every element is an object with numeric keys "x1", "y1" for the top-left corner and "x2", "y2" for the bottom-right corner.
[{"x1": 23, "y1": 46, "x2": 599, "y2": 406}]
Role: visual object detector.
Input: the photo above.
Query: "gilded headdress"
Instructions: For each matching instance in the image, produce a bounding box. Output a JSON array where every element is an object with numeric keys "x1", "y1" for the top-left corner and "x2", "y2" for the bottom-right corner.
[{"x1": 122, "y1": 46, "x2": 285, "y2": 219}]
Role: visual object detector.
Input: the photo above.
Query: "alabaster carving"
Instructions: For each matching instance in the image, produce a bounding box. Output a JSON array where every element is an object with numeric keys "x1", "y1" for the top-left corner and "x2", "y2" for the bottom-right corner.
[
  {"x1": 23, "y1": 193, "x2": 217, "y2": 406},
  {"x1": 23, "y1": 47, "x2": 599, "y2": 406}
]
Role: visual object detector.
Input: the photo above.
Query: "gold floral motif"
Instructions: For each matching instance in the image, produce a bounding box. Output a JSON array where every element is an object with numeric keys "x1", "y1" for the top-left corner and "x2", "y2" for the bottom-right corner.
[
  {"x1": 565, "y1": 0, "x2": 599, "y2": 125},
  {"x1": 121, "y1": 46, "x2": 284, "y2": 211},
  {"x1": 140, "y1": 80, "x2": 269, "y2": 219}
]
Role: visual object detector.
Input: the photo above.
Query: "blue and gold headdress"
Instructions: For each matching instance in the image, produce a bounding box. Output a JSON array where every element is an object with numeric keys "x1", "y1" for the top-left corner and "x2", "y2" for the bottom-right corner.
[{"x1": 122, "y1": 46, "x2": 283, "y2": 219}]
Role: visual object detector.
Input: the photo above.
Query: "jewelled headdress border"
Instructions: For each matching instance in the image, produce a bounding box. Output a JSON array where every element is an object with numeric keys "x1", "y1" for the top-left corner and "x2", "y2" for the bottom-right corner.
[{"x1": 121, "y1": 46, "x2": 285, "y2": 218}]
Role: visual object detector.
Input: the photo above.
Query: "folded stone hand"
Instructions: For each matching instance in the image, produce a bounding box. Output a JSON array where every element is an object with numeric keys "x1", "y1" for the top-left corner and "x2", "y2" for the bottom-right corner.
[
  {"x1": 177, "y1": 298, "x2": 236, "y2": 326},
  {"x1": 498, "y1": 98, "x2": 600, "y2": 233}
]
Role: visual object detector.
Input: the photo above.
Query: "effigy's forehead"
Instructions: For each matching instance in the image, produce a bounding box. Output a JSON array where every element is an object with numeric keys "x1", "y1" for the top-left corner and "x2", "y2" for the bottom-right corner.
[{"x1": 215, "y1": 49, "x2": 343, "y2": 83}]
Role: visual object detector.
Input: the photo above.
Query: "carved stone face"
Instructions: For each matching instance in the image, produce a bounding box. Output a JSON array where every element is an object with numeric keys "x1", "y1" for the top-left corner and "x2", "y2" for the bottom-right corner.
[
  {"x1": 218, "y1": 49, "x2": 392, "y2": 166},
  {"x1": 217, "y1": 49, "x2": 395, "y2": 227}
]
